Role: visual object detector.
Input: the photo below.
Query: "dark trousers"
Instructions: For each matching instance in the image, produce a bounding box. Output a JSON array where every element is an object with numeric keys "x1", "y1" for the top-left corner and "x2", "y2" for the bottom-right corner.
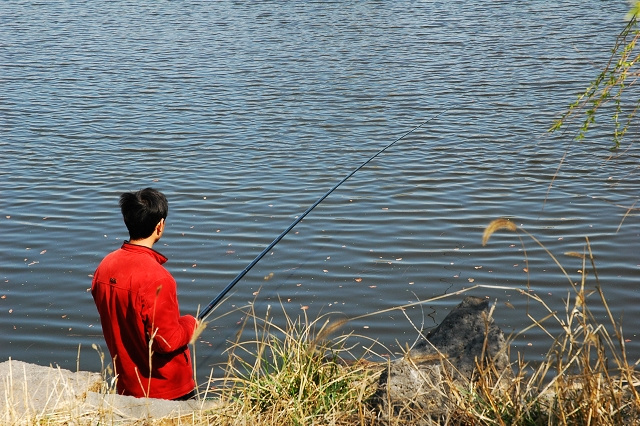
[{"x1": 173, "y1": 389, "x2": 196, "y2": 401}]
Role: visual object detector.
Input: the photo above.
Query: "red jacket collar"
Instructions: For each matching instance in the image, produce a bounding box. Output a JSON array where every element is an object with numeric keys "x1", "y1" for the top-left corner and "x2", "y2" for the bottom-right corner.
[{"x1": 121, "y1": 241, "x2": 168, "y2": 265}]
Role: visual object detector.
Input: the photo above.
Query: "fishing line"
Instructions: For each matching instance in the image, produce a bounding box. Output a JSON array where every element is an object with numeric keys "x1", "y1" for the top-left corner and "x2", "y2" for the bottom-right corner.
[{"x1": 198, "y1": 105, "x2": 457, "y2": 321}]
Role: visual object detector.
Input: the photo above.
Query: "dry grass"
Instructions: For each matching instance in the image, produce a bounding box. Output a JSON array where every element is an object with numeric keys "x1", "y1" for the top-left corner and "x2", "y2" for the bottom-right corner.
[
  {"x1": 202, "y1": 303, "x2": 387, "y2": 425},
  {"x1": 448, "y1": 219, "x2": 640, "y2": 425}
]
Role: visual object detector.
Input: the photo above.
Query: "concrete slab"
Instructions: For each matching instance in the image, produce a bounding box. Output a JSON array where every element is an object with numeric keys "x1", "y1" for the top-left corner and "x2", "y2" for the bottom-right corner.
[{"x1": 0, "y1": 359, "x2": 219, "y2": 424}]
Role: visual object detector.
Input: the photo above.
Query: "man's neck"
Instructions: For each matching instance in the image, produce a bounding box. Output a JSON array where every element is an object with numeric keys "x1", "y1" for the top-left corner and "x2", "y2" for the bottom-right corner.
[{"x1": 128, "y1": 236, "x2": 157, "y2": 249}]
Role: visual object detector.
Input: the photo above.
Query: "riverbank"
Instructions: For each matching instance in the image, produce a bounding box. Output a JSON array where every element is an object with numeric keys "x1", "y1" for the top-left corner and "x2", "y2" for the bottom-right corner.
[{"x1": 5, "y1": 281, "x2": 640, "y2": 424}]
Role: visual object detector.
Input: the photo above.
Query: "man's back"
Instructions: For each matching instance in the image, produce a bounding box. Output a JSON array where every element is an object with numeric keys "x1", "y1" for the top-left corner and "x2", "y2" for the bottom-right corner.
[{"x1": 92, "y1": 242, "x2": 196, "y2": 400}]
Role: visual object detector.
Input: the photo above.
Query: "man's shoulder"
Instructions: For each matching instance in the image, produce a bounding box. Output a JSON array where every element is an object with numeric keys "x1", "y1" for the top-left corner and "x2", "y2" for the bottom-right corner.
[
  {"x1": 94, "y1": 247, "x2": 174, "y2": 292},
  {"x1": 98, "y1": 246, "x2": 168, "y2": 274}
]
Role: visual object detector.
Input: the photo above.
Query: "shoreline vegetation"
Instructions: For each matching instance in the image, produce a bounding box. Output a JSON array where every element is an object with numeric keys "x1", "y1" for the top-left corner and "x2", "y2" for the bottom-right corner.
[{"x1": 4, "y1": 221, "x2": 640, "y2": 424}]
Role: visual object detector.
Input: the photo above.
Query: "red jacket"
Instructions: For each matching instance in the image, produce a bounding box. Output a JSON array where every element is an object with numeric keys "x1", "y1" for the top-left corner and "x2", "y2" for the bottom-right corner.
[{"x1": 92, "y1": 242, "x2": 197, "y2": 399}]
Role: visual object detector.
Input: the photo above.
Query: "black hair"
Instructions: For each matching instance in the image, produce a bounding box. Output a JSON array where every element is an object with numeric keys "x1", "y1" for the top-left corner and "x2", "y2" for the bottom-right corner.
[{"x1": 119, "y1": 188, "x2": 169, "y2": 240}]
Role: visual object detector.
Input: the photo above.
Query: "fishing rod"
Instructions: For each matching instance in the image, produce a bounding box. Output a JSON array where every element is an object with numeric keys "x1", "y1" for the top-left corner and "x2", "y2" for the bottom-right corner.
[{"x1": 198, "y1": 106, "x2": 455, "y2": 321}]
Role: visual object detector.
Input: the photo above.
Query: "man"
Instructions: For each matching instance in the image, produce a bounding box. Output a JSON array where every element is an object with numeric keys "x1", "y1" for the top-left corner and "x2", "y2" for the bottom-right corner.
[{"x1": 92, "y1": 188, "x2": 198, "y2": 400}]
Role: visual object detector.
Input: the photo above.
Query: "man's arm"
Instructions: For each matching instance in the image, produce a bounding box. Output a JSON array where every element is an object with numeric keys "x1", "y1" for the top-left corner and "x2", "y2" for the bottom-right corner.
[{"x1": 143, "y1": 278, "x2": 197, "y2": 354}]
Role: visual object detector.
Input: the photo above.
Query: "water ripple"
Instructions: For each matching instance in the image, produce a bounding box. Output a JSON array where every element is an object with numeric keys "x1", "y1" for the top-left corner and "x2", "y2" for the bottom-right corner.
[{"x1": 1, "y1": 0, "x2": 637, "y2": 378}]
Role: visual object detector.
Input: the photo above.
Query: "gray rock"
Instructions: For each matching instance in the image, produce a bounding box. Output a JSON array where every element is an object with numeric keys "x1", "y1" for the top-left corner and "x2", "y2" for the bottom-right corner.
[
  {"x1": 377, "y1": 296, "x2": 510, "y2": 422},
  {"x1": 0, "y1": 359, "x2": 219, "y2": 424},
  {"x1": 0, "y1": 359, "x2": 102, "y2": 424},
  {"x1": 82, "y1": 390, "x2": 219, "y2": 423}
]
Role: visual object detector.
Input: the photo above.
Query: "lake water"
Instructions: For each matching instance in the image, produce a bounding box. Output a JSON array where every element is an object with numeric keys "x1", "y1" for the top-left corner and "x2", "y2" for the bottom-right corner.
[{"x1": 2, "y1": 1, "x2": 639, "y2": 385}]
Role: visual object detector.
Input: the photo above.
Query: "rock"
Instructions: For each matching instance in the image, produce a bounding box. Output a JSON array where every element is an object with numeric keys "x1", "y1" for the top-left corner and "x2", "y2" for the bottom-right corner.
[
  {"x1": 0, "y1": 359, "x2": 102, "y2": 424},
  {"x1": 376, "y1": 296, "x2": 510, "y2": 422},
  {"x1": 82, "y1": 390, "x2": 219, "y2": 422},
  {"x1": 0, "y1": 359, "x2": 220, "y2": 424}
]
